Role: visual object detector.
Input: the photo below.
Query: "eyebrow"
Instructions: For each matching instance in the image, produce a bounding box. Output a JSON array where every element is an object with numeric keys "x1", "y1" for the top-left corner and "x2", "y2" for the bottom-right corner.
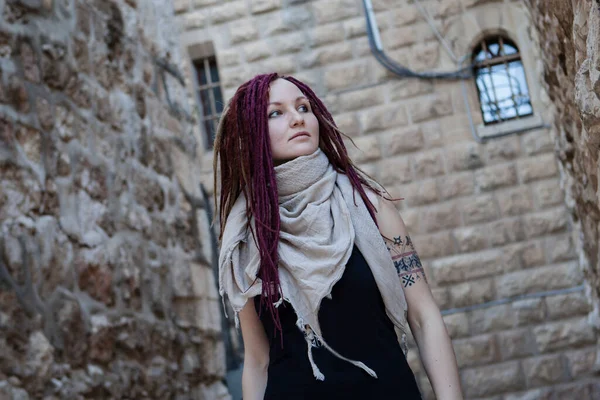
[{"x1": 268, "y1": 96, "x2": 308, "y2": 106}]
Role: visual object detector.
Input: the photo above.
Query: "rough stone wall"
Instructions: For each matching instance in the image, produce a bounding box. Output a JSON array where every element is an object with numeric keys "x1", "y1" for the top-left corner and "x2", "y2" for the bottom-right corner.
[
  {"x1": 525, "y1": 0, "x2": 600, "y2": 372},
  {"x1": 0, "y1": 0, "x2": 228, "y2": 399},
  {"x1": 177, "y1": 0, "x2": 598, "y2": 398}
]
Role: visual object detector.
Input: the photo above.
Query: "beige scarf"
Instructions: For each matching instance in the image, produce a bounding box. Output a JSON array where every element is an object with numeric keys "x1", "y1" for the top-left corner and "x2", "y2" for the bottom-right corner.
[{"x1": 218, "y1": 148, "x2": 409, "y2": 380}]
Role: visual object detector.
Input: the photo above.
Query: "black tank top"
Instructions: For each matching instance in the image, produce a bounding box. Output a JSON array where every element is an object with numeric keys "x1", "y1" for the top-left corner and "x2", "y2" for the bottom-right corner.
[{"x1": 254, "y1": 246, "x2": 422, "y2": 399}]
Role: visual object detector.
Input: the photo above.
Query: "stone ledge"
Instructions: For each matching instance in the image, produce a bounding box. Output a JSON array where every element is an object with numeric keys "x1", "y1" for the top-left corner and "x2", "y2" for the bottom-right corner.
[{"x1": 476, "y1": 114, "x2": 547, "y2": 140}]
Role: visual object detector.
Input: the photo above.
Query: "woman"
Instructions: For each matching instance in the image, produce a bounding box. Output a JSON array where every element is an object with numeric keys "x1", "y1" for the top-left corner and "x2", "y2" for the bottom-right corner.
[{"x1": 214, "y1": 73, "x2": 462, "y2": 400}]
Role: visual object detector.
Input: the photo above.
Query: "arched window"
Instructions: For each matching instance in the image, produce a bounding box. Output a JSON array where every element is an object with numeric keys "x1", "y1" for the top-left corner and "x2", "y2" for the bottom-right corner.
[{"x1": 472, "y1": 36, "x2": 533, "y2": 125}]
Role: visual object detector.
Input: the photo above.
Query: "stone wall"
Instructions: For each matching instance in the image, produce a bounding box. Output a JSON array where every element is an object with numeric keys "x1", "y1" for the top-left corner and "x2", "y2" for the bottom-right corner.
[
  {"x1": 176, "y1": 0, "x2": 599, "y2": 398},
  {"x1": 0, "y1": 0, "x2": 228, "y2": 399},
  {"x1": 525, "y1": 0, "x2": 600, "y2": 377}
]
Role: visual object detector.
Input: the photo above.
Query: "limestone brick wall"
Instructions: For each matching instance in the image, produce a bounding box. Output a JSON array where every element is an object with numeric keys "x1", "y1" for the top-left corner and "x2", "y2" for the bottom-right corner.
[
  {"x1": 0, "y1": 0, "x2": 228, "y2": 399},
  {"x1": 177, "y1": 0, "x2": 598, "y2": 398}
]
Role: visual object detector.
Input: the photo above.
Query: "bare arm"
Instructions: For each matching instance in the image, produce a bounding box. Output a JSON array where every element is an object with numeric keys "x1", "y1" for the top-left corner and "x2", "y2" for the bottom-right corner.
[
  {"x1": 375, "y1": 196, "x2": 463, "y2": 400},
  {"x1": 239, "y1": 299, "x2": 269, "y2": 400}
]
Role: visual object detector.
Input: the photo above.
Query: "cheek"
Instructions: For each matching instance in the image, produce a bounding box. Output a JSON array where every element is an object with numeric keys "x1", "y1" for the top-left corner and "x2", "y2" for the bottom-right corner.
[{"x1": 268, "y1": 121, "x2": 285, "y2": 148}]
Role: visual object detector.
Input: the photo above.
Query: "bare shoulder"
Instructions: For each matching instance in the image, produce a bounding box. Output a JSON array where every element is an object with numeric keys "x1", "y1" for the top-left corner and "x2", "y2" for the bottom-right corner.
[{"x1": 371, "y1": 193, "x2": 407, "y2": 238}]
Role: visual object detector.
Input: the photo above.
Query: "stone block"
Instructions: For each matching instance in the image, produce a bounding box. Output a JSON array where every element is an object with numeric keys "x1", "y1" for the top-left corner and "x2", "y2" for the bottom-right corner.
[
  {"x1": 533, "y1": 318, "x2": 596, "y2": 352},
  {"x1": 453, "y1": 334, "x2": 498, "y2": 368},
  {"x1": 419, "y1": 202, "x2": 461, "y2": 233},
  {"x1": 174, "y1": 0, "x2": 190, "y2": 13},
  {"x1": 533, "y1": 179, "x2": 564, "y2": 208},
  {"x1": 193, "y1": 0, "x2": 218, "y2": 7},
  {"x1": 523, "y1": 208, "x2": 568, "y2": 238},
  {"x1": 475, "y1": 164, "x2": 518, "y2": 191},
  {"x1": 412, "y1": 231, "x2": 454, "y2": 259},
  {"x1": 347, "y1": 135, "x2": 381, "y2": 163},
  {"x1": 513, "y1": 298, "x2": 546, "y2": 326},
  {"x1": 390, "y1": 6, "x2": 419, "y2": 26},
  {"x1": 523, "y1": 355, "x2": 565, "y2": 386},
  {"x1": 505, "y1": 388, "x2": 553, "y2": 400},
  {"x1": 449, "y1": 279, "x2": 495, "y2": 308},
  {"x1": 461, "y1": 361, "x2": 524, "y2": 397},
  {"x1": 15, "y1": 124, "x2": 42, "y2": 165},
  {"x1": 271, "y1": 32, "x2": 305, "y2": 55},
  {"x1": 408, "y1": 93, "x2": 453, "y2": 123},
  {"x1": 380, "y1": 126, "x2": 424, "y2": 156},
  {"x1": 35, "y1": 97, "x2": 55, "y2": 131},
  {"x1": 250, "y1": 0, "x2": 281, "y2": 14},
  {"x1": 310, "y1": 23, "x2": 344, "y2": 47},
  {"x1": 565, "y1": 348, "x2": 597, "y2": 378},
  {"x1": 7, "y1": 75, "x2": 29, "y2": 113},
  {"x1": 196, "y1": 381, "x2": 231, "y2": 400},
  {"x1": 382, "y1": 26, "x2": 416, "y2": 49},
  {"x1": 412, "y1": 150, "x2": 445, "y2": 178},
  {"x1": 334, "y1": 113, "x2": 360, "y2": 137},
  {"x1": 210, "y1": 1, "x2": 246, "y2": 24},
  {"x1": 452, "y1": 225, "x2": 488, "y2": 253},
  {"x1": 438, "y1": 172, "x2": 475, "y2": 199},
  {"x1": 402, "y1": 179, "x2": 439, "y2": 207},
  {"x1": 553, "y1": 383, "x2": 593, "y2": 400},
  {"x1": 518, "y1": 154, "x2": 559, "y2": 182},
  {"x1": 484, "y1": 135, "x2": 521, "y2": 163},
  {"x1": 300, "y1": 43, "x2": 353, "y2": 69},
  {"x1": 545, "y1": 291, "x2": 591, "y2": 320},
  {"x1": 545, "y1": 233, "x2": 577, "y2": 263},
  {"x1": 255, "y1": 55, "x2": 296, "y2": 74},
  {"x1": 324, "y1": 63, "x2": 368, "y2": 91},
  {"x1": 496, "y1": 262, "x2": 581, "y2": 298},
  {"x1": 183, "y1": 10, "x2": 207, "y2": 30},
  {"x1": 430, "y1": 249, "x2": 504, "y2": 285},
  {"x1": 522, "y1": 128, "x2": 554, "y2": 155},
  {"x1": 431, "y1": 287, "x2": 451, "y2": 309},
  {"x1": 377, "y1": 155, "x2": 412, "y2": 185},
  {"x1": 244, "y1": 41, "x2": 271, "y2": 62},
  {"x1": 498, "y1": 329, "x2": 536, "y2": 360},
  {"x1": 312, "y1": 0, "x2": 360, "y2": 24},
  {"x1": 230, "y1": 21, "x2": 259, "y2": 44},
  {"x1": 388, "y1": 79, "x2": 434, "y2": 101},
  {"x1": 19, "y1": 41, "x2": 40, "y2": 83},
  {"x1": 217, "y1": 49, "x2": 240, "y2": 68},
  {"x1": 515, "y1": 244, "x2": 542, "y2": 270},
  {"x1": 445, "y1": 142, "x2": 484, "y2": 171},
  {"x1": 469, "y1": 304, "x2": 516, "y2": 334},
  {"x1": 442, "y1": 312, "x2": 469, "y2": 338},
  {"x1": 343, "y1": 17, "x2": 366, "y2": 38},
  {"x1": 487, "y1": 218, "x2": 526, "y2": 247},
  {"x1": 462, "y1": 194, "x2": 498, "y2": 224},
  {"x1": 410, "y1": 42, "x2": 440, "y2": 71},
  {"x1": 360, "y1": 104, "x2": 408, "y2": 133},
  {"x1": 338, "y1": 87, "x2": 383, "y2": 112},
  {"x1": 497, "y1": 187, "x2": 534, "y2": 216}
]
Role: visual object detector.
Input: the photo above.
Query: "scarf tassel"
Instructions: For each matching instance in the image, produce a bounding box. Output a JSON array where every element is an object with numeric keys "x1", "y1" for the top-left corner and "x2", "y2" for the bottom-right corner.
[{"x1": 300, "y1": 323, "x2": 378, "y2": 381}]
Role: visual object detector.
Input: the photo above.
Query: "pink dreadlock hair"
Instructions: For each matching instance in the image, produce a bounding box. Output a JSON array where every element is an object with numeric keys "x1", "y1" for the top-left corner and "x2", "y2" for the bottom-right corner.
[{"x1": 213, "y1": 73, "x2": 384, "y2": 337}]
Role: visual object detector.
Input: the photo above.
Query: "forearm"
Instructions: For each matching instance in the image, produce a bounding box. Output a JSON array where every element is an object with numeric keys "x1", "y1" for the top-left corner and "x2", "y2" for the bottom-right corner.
[
  {"x1": 242, "y1": 364, "x2": 268, "y2": 400},
  {"x1": 412, "y1": 313, "x2": 463, "y2": 400}
]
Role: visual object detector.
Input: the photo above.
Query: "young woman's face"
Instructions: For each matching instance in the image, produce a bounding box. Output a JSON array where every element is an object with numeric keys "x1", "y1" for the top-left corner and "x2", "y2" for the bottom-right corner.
[{"x1": 267, "y1": 78, "x2": 320, "y2": 165}]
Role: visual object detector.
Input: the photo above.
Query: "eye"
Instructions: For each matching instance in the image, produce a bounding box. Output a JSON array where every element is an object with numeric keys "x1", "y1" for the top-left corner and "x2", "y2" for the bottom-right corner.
[
  {"x1": 298, "y1": 104, "x2": 309, "y2": 112},
  {"x1": 268, "y1": 110, "x2": 281, "y2": 118}
]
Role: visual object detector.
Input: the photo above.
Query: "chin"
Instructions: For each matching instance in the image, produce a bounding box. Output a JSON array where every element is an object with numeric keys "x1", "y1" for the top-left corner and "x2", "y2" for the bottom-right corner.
[{"x1": 275, "y1": 145, "x2": 319, "y2": 165}]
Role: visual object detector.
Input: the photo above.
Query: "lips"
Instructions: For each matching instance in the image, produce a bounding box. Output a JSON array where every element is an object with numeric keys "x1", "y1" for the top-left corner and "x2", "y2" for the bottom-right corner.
[{"x1": 290, "y1": 131, "x2": 310, "y2": 140}]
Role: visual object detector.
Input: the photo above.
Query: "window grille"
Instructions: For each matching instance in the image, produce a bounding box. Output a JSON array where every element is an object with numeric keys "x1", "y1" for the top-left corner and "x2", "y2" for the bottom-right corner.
[
  {"x1": 192, "y1": 56, "x2": 224, "y2": 149},
  {"x1": 472, "y1": 36, "x2": 533, "y2": 125}
]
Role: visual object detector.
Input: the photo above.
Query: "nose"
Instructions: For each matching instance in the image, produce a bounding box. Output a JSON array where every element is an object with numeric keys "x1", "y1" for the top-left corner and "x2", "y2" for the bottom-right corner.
[{"x1": 290, "y1": 109, "x2": 304, "y2": 127}]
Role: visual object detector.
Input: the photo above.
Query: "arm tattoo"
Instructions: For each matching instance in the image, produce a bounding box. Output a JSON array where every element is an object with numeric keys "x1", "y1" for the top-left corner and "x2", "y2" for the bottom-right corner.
[{"x1": 385, "y1": 235, "x2": 427, "y2": 288}]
